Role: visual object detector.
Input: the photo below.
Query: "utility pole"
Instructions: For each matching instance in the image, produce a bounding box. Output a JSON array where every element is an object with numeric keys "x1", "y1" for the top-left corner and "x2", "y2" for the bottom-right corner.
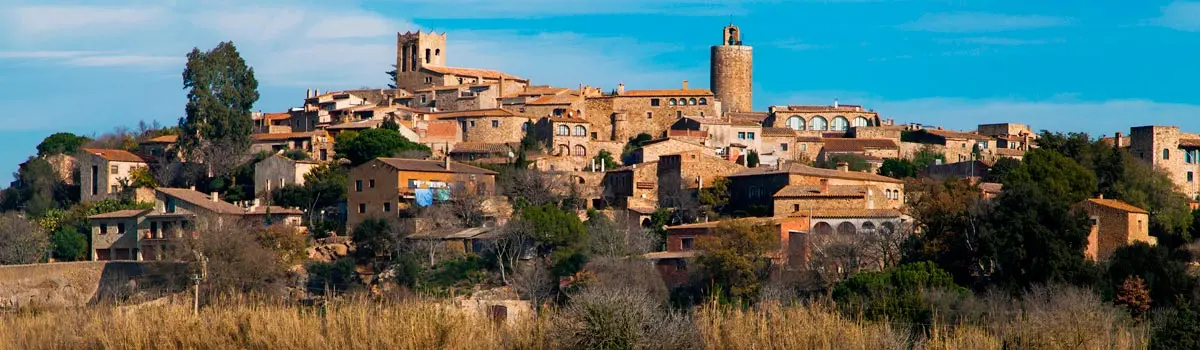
[{"x1": 192, "y1": 252, "x2": 208, "y2": 316}]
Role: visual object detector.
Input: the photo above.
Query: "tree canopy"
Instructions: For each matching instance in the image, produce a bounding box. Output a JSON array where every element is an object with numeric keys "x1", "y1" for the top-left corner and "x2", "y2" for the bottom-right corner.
[
  {"x1": 334, "y1": 128, "x2": 430, "y2": 165},
  {"x1": 36, "y1": 133, "x2": 90, "y2": 157},
  {"x1": 178, "y1": 41, "x2": 258, "y2": 177}
]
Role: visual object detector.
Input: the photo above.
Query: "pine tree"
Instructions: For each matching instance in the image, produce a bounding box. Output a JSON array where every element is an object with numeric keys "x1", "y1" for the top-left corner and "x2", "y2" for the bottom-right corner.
[{"x1": 178, "y1": 41, "x2": 259, "y2": 177}]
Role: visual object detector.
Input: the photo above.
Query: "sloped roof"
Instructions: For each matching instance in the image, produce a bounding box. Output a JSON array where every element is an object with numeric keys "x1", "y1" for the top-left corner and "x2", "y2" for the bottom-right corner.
[
  {"x1": 796, "y1": 136, "x2": 825, "y2": 142},
  {"x1": 451, "y1": 142, "x2": 515, "y2": 154},
  {"x1": 143, "y1": 134, "x2": 178, "y2": 144},
  {"x1": 545, "y1": 116, "x2": 589, "y2": 124},
  {"x1": 244, "y1": 206, "x2": 304, "y2": 215},
  {"x1": 260, "y1": 112, "x2": 291, "y2": 121},
  {"x1": 762, "y1": 127, "x2": 797, "y2": 137},
  {"x1": 665, "y1": 217, "x2": 778, "y2": 230},
  {"x1": 375, "y1": 158, "x2": 498, "y2": 175},
  {"x1": 619, "y1": 89, "x2": 713, "y2": 97},
  {"x1": 430, "y1": 108, "x2": 531, "y2": 120},
  {"x1": 1084, "y1": 198, "x2": 1148, "y2": 214},
  {"x1": 668, "y1": 129, "x2": 708, "y2": 138},
  {"x1": 88, "y1": 209, "x2": 151, "y2": 219},
  {"x1": 81, "y1": 148, "x2": 151, "y2": 163},
  {"x1": 774, "y1": 184, "x2": 870, "y2": 198},
  {"x1": 822, "y1": 138, "x2": 899, "y2": 152},
  {"x1": 788, "y1": 208, "x2": 903, "y2": 218},
  {"x1": 728, "y1": 163, "x2": 903, "y2": 183},
  {"x1": 924, "y1": 129, "x2": 991, "y2": 141},
  {"x1": 1179, "y1": 138, "x2": 1200, "y2": 148},
  {"x1": 421, "y1": 65, "x2": 526, "y2": 81},
  {"x1": 608, "y1": 160, "x2": 659, "y2": 173},
  {"x1": 726, "y1": 111, "x2": 770, "y2": 121},
  {"x1": 156, "y1": 187, "x2": 246, "y2": 215},
  {"x1": 778, "y1": 105, "x2": 873, "y2": 113},
  {"x1": 519, "y1": 86, "x2": 571, "y2": 96},
  {"x1": 526, "y1": 94, "x2": 579, "y2": 106},
  {"x1": 326, "y1": 119, "x2": 383, "y2": 130},
  {"x1": 979, "y1": 182, "x2": 1003, "y2": 193},
  {"x1": 252, "y1": 131, "x2": 323, "y2": 142}
]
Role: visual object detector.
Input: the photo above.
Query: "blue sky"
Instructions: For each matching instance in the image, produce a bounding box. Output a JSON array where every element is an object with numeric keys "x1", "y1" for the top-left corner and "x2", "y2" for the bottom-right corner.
[{"x1": 2, "y1": 0, "x2": 1199, "y2": 184}]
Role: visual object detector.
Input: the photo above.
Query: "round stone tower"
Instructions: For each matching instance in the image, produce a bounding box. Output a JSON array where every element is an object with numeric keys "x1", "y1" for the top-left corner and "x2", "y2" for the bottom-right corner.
[{"x1": 710, "y1": 24, "x2": 753, "y2": 114}]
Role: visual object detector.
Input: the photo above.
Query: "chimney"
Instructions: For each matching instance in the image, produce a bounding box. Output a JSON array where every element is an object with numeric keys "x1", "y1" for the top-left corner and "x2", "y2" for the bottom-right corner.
[
  {"x1": 833, "y1": 98, "x2": 839, "y2": 108},
  {"x1": 211, "y1": 191, "x2": 220, "y2": 203},
  {"x1": 819, "y1": 178, "x2": 829, "y2": 194},
  {"x1": 251, "y1": 198, "x2": 261, "y2": 209},
  {"x1": 189, "y1": 185, "x2": 196, "y2": 191},
  {"x1": 617, "y1": 83, "x2": 625, "y2": 95},
  {"x1": 443, "y1": 156, "x2": 451, "y2": 170},
  {"x1": 1098, "y1": 193, "x2": 1104, "y2": 199},
  {"x1": 836, "y1": 162, "x2": 849, "y2": 172},
  {"x1": 306, "y1": 89, "x2": 312, "y2": 98},
  {"x1": 682, "y1": 80, "x2": 689, "y2": 90}
]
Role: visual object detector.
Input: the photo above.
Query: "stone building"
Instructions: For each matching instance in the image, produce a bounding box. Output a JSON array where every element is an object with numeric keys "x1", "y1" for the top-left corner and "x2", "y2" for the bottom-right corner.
[
  {"x1": 448, "y1": 142, "x2": 517, "y2": 163},
  {"x1": 628, "y1": 137, "x2": 711, "y2": 164},
  {"x1": 656, "y1": 150, "x2": 746, "y2": 207},
  {"x1": 253, "y1": 111, "x2": 294, "y2": 134},
  {"x1": 1128, "y1": 125, "x2": 1200, "y2": 199},
  {"x1": 602, "y1": 161, "x2": 659, "y2": 209},
  {"x1": 670, "y1": 116, "x2": 764, "y2": 150},
  {"x1": 978, "y1": 123, "x2": 1036, "y2": 151},
  {"x1": 254, "y1": 155, "x2": 320, "y2": 199},
  {"x1": 661, "y1": 216, "x2": 809, "y2": 268},
  {"x1": 78, "y1": 148, "x2": 153, "y2": 203},
  {"x1": 900, "y1": 128, "x2": 993, "y2": 163},
  {"x1": 431, "y1": 108, "x2": 533, "y2": 145},
  {"x1": 346, "y1": 158, "x2": 497, "y2": 230},
  {"x1": 817, "y1": 138, "x2": 900, "y2": 166},
  {"x1": 1073, "y1": 196, "x2": 1156, "y2": 260},
  {"x1": 138, "y1": 134, "x2": 180, "y2": 163},
  {"x1": 251, "y1": 130, "x2": 334, "y2": 162},
  {"x1": 771, "y1": 179, "x2": 895, "y2": 217},
  {"x1": 758, "y1": 127, "x2": 798, "y2": 165},
  {"x1": 582, "y1": 82, "x2": 720, "y2": 142},
  {"x1": 726, "y1": 162, "x2": 905, "y2": 216},
  {"x1": 710, "y1": 24, "x2": 752, "y2": 114},
  {"x1": 536, "y1": 114, "x2": 592, "y2": 157},
  {"x1": 766, "y1": 104, "x2": 883, "y2": 134},
  {"x1": 393, "y1": 30, "x2": 528, "y2": 94}
]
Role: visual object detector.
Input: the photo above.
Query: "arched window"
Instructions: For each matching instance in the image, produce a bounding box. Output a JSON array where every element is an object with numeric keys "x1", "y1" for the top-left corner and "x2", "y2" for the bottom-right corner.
[
  {"x1": 881, "y1": 222, "x2": 896, "y2": 235},
  {"x1": 813, "y1": 222, "x2": 833, "y2": 235},
  {"x1": 831, "y1": 116, "x2": 849, "y2": 131},
  {"x1": 1163, "y1": 148, "x2": 1171, "y2": 160},
  {"x1": 786, "y1": 116, "x2": 805, "y2": 130},
  {"x1": 574, "y1": 145, "x2": 587, "y2": 156},
  {"x1": 861, "y1": 222, "x2": 877, "y2": 234},
  {"x1": 435, "y1": 49, "x2": 440, "y2": 56},
  {"x1": 425, "y1": 48, "x2": 431, "y2": 64},
  {"x1": 558, "y1": 144, "x2": 569, "y2": 156},
  {"x1": 836, "y1": 222, "x2": 857, "y2": 235},
  {"x1": 810, "y1": 116, "x2": 828, "y2": 131},
  {"x1": 698, "y1": 98, "x2": 708, "y2": 105},
  {"x1": 689, "y1": 98, "x2": 697, "y2": 105},
  {"x1": 853, "y1": 116, "x2": 870, "y2": 127},
  {"x1": 556, "y1": 125, "x2": 569, "y2": 136},
  {"x1": 573, "y1": 125, "x2": 586, "y2": 136},
  {"x1": 669, "y1": 99, "x2": 677, "y2": 106}
]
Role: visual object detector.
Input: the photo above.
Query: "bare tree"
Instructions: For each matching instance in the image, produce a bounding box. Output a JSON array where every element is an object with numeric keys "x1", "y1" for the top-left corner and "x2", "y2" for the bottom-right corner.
[
  {"x1": 586, "y1": 211, "x2": 654, "y2": 257},
  {"x1": 171, "y1": 218, "x2": 290, "y2": 298},
  {"x1": 490, "y1": 220, "x2": 533, "y2": 286},
  {"x1": 512, "y1": 259, "x2": 554, "y2": 314},
  {"x1": 0, "y1": 212, "x2": 48, "y2": 265},
  {"x1": 805, "y1": 233, "x2": 872, "y2": 294},
  {"x1": 658, "y1": 183, "x2": 701, "y2": 224},
  {"x1": 499, "y1": 168, "x2": 566, "y2": 207}
]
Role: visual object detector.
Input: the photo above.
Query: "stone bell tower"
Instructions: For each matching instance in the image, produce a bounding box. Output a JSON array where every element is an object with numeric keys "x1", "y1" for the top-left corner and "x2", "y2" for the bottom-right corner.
[{"x1": 710, "y1": 24, "x2": 753, "y2": 114}]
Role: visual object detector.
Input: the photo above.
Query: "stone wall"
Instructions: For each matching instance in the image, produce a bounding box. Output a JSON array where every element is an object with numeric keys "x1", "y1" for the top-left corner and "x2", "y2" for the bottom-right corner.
[
  {"x1": 583, "y1": 95, "x2": 719, "y2": 142},
  {"x1": 0, "y1": 261, "x2": 186, "y2": 309},
  {"x1": 461, "y1": 116, "x2": 529, "y2": 144},
  {"x1": 711, "y1": 45, "x2": 753, "y2": 113}
]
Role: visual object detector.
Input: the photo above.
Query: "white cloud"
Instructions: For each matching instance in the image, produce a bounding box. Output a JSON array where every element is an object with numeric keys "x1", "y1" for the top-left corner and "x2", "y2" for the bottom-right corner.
[
  {"x1": 769, "y1": 92, "x2": 1200, "y2": 136},
  {"x1": 189, "y1": 7, "x2": 308, "y2": 43},
  {"x1": 0, "y1": 51, "x2": 95, "y2": 59},
  {"x1": 65, "y1": 55, "x2": 180, "y2": 67},
  {"x1": 306, "y1": 13, "x2": 400, "y2": 39},
  {"x1": 9, "y1": 5, "x2": 165, "y2": 37},
  {"x1": 1151, "y1": 1, "x2": 1200, "y2": 31},
  {"x1": 899, "y1": 12, "x2": 1072, "y2": 33}
]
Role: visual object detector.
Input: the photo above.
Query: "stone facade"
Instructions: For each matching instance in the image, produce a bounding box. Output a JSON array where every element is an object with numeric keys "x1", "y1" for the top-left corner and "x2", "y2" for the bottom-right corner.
[
  {"x1": 602, "y1": 161, "x2": 659, "y2": 209},
  {"x1": 251, "y1": 131, "x2": 335, "y2": 162},
  {"x1": 536, "y1": 115, "x2": 592, "y2": 157},
  {"x1": 254, "y1": 155, "x2": 319, "y2": 199},
  {"x1": 78, "y1": 149, "x2": 151, "y2": 203},
  {"x1": 346, "y1": 158, "x2": 497, "y2": 230},
  {"x1": 629, "y1": 138, "x2": 711, "y2": 164},
  {"x1": 1129, "y1": 125, "x2": 1200, "y2": 199},
  {"x1": 582, "y1": 84, "x2": 719, "y2": 142},
  {"x1": 727, "y1": 163, "x2": 905, "y2": 216},
  {"x1": 1074, "y1": 197, "x2": 1155, "y2": 260},
  {"x1": 656, "y1": 150, "x2": 746, "y2": 207},
  {"x1": 393, "y1": 31, "x2": 528, "y2": 95},
  {"x1": 710, "y1": 24, "x2": 752, "y2": 114},
  {"x1": 766, "y1": 105, "x2": 881, "y2": 132},
  {"x1": 431, "y1": 109, "x2": 532, "y2": 145}
]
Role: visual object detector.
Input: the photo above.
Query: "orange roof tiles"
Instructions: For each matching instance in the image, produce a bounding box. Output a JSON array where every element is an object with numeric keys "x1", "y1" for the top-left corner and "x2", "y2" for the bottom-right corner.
[
  {"x1": 375, "y1": 158, "x2": 498, "y2": 175},
  {"x1": 421, "y1": 65, "x2": 526, "y2": 81},
  {"x1": 619, "y1": 89, "x2": 713, "y2": 97},
  {"x1": 822, "y1": 138, "x2": 899, "y2": 152},
  {"x1": 527, "y1": 94, "x2": 580, "y2": 106},
  {"x1": 430, "y1": 108, "x2": 531, "y2": 120},
  {"x1": 143, "y1": 134, "x2": 178, "y2": 143},
  {"x1": 728, "y1": 163, "x2": 903, "y2": 183},
  {"x1": 1085, "y1": 198, "x2": 1148, "y2": 214},
  {"x1": 762, "y1": 127, "x2": 797, "y2": 137},
  {"x1": 787, "y1": 208, "x2": 903, "y2": 218},
  {"x1": 262, "y1": 112, "x2": 291, "y2": 121},
  {"x1": 774, "y1": 184, "x2": 871, "y2": 198},
  {"x1": 81, "y1": 148, "x2": 152, "y2": 163},
  {"x1": 253, "y1": 131, "x2": 323, "y2": 142}
]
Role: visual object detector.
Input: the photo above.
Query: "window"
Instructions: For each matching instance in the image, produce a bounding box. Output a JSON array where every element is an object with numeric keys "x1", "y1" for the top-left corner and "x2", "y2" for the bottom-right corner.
[
  {"x1": 557, "y1": 125, "x2": 570, "y2": 136},
  {"x1": 681, "y1": 237, "x2": 695, "y2": 250},
  {"x1": 689, "y1": 98, "x2": 697, "y2": 105},
  {"x1": 792, "y1": 204, "x2": 800, "y2": 212},
  {"x1": 1188, "y1": 150, "x2": 1196, "y2": 164},
  {"x1": 491, "y1": 120, "x2": 499, "y2": 128},
  {"x1": 810, "y1": 116, "x2": 828, "y2": 131},
  {"x1": 369, "y1": 179, "x2": 375, "y2": 188},
  {"x1": 1164, "y1": 148, "x2": 1171, "y2": 160},
  {"x1": 698, "y1": 98, "x2": 707, "y2": 105},
  {"x1": 573, "y1": 125, "x2": 586, "y2": 136},
  {"x1": 1189, "y1": 171, "x2": 1194, "y2": 183},
  {"x1": 831, "y1": 116, "x2": 849, "y2": 131},
  {"x1": 669, "y1": 98, "x2": 677, "y2": 106},
  {"x1": 749, "y1": 186, "x2": 761, "y2": 199},
  {"x1": 420, "y1": 95, "x2": 427, "y2": 104},
  {"x1": 646, "y1": 112, "x2": 652, "y2": 119},
  {"x1": 425, "y1": 48, "x2": 431, "y2": 64},
  {"x1": 786, "y1": 116, "x2": 804, "y2": 130},
  {"x1": 800, "y1": 144, "x2": 808, "y2": 152},
  {"x1": 573, "y1": 144, "x2": 587, "y2": 156},
  {"x1": 150, "y1": 222, "x2": 158, "y2": 237},
  {"x1": 166, "y1": 198, "x2": 176, "y2": 213},
  {"x1": 747, "y1": 132, "x2": 755, "y2": 140},
  {"x1": 100, "y1": 224, "x2": 108, "y2": 234},
  {"x1": 469, "y1": 121, "x2": 476, "y2": 127},
  {"x1": 853, "y1": 116, "x2": 870, "y2": 127},
  {"x1": 408, "y1": 179, "x2": 417, "y2": 188},
  {"x1": 676, "y1": 111, "x2": 682, "y2": 118},
  {"x1": 522, "y1": 122, "x2": 530, "y2": 132},
  {"x1": 737, "y1": 132, "x2": 746, "y2": 140},
  {"x1": 111, "y1": 185, "x2": 118, "y2": 193},
  {"x1": 423, "y1": 77, "x2": 433, "y2": 84},
  {"x1": 650, "y1": 98, "x2": 660, "y2": 107},
  {"x1": 355, "y1": 180, "x2": 363, "y2": 192},
  {"x1": 358, "y1": 203, "x2": 366, "y2": 213},
  {"x1": 110, "y1": 165, "x2": 119, "y2": 174},
  {"x1": 458, "y1": 77, "x2": 464, "y2": 84},
  {"x1": 781, "y1": 143, "x2": 788, "y2": 151},
  {"x1": 383, "y1": 202, "x2": 392, "y2": 212},
  {"x1": 117, "y1": 223, "x2": 126, "y2": 234}
]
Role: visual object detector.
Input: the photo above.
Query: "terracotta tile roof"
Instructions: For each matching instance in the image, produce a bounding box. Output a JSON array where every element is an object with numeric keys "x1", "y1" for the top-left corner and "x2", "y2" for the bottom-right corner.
[
  {"x1": 608, "y1": 160, "x2": 659, "y2": 173},
  {"x1": 796, "y1": 136, "x2": 824, "y2": 142},
  {"x1": 728, "y1": 163, "x2": 903, "y2": 183},
  {"x1": 245, "y1": 206, "x2": 303, "y2": 215},
  {"x1": 762, "y1": 127, "x2": 796, "y2": 137},
  {"x1": 143, "y1": 134, "x2": 178, "y2": 143},
  {"x1": 326, "y1": 119, "x2": 383, "y2": 130},
  {"x1": 925, "y1": 129, "x2": 990, "y2": 141},
  {"x1": 643, "y1": 251, "x2": 699, "y2": 260},
  {"x1": 731, "y1": 119, "x2": 763, "y2": 127},
  {"x1": 451, "y1": 142, "x2": 515, "y2": 154},
  {"x1": 684, "y1": 117, "x2": 731, "y2": 125},
  {"x1": 666, "y1": 217, "x2": 778, "y2": 230},
  {"x1": 421, "y1": 65, "x2": 526, "y2": 81},
  {"x1": 668, "y1": 129, "x2": 708, "y2": 138},
  {"x1": 1179, "y1": 138, "x2": 1200, "y2": 148},
  {"x1": 779, "y1": 105, "x2": 873, "y2": 113},
  {"x1": 822, "y1": 131, "x2": 850, "y2": 138},
  {"x1": 253, "y1": 131, "x2": 323, "y2": 142},
  {"x1": 526, "y1": 94, "x2": 579, "y2": 106},
  {"x1": 1084, "y1": 198, "x2": 1148, "y2": 214},
  {"x1": 519, "y1": 86, "x2": 570, "y2": 96},
  {"x1": 619, "y1": 89, "x2": 713, "y2": 97},
  {"x1": 261, "y1": 112, "x2": 291, "y2": 121},
  {"x1": 979, "y1": 182, "x2": 1003, "y2": 193},
  {"x1": 787, "y1": 208, "x2": 903, "y2": 218},
  {"x1": 81, "y1": 148, "x2": 151, "y2": 163},
  {"x1": 993, "y1": 148, "x2": 1025, "y2": 156},
  {"x1": 726, "y1": 111, "x2": 770, "y2": 121},
  {"x1": 88, "y1": 209, "x2": 151, "y2": 219},
  {"x1": 822, "y1": 138, "x2": 899, "y2": 152},
  {"x1": 375, "y1": 158, "x2": 498, "y2": 175},
  {"x1": 430, "y1": 108, "x2": 531, "y2": 120},
  {"x1": 640, "y1": 137, "x2": 707, "y2": 149},
  {"x1": 342, "y1": 88, "x2": 409, "y2": 104},
  {"x1": 156, "y1": 187, "x2": 246, "y2": 215},
  {"x1": 774, "y1": 184, "x2": 871, "y2": 198}
]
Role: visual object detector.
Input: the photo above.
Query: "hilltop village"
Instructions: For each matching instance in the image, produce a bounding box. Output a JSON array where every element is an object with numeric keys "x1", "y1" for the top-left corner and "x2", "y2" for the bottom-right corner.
[{"x1": 6, "y1": 23, "x2": 1200, "y2": 347}]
